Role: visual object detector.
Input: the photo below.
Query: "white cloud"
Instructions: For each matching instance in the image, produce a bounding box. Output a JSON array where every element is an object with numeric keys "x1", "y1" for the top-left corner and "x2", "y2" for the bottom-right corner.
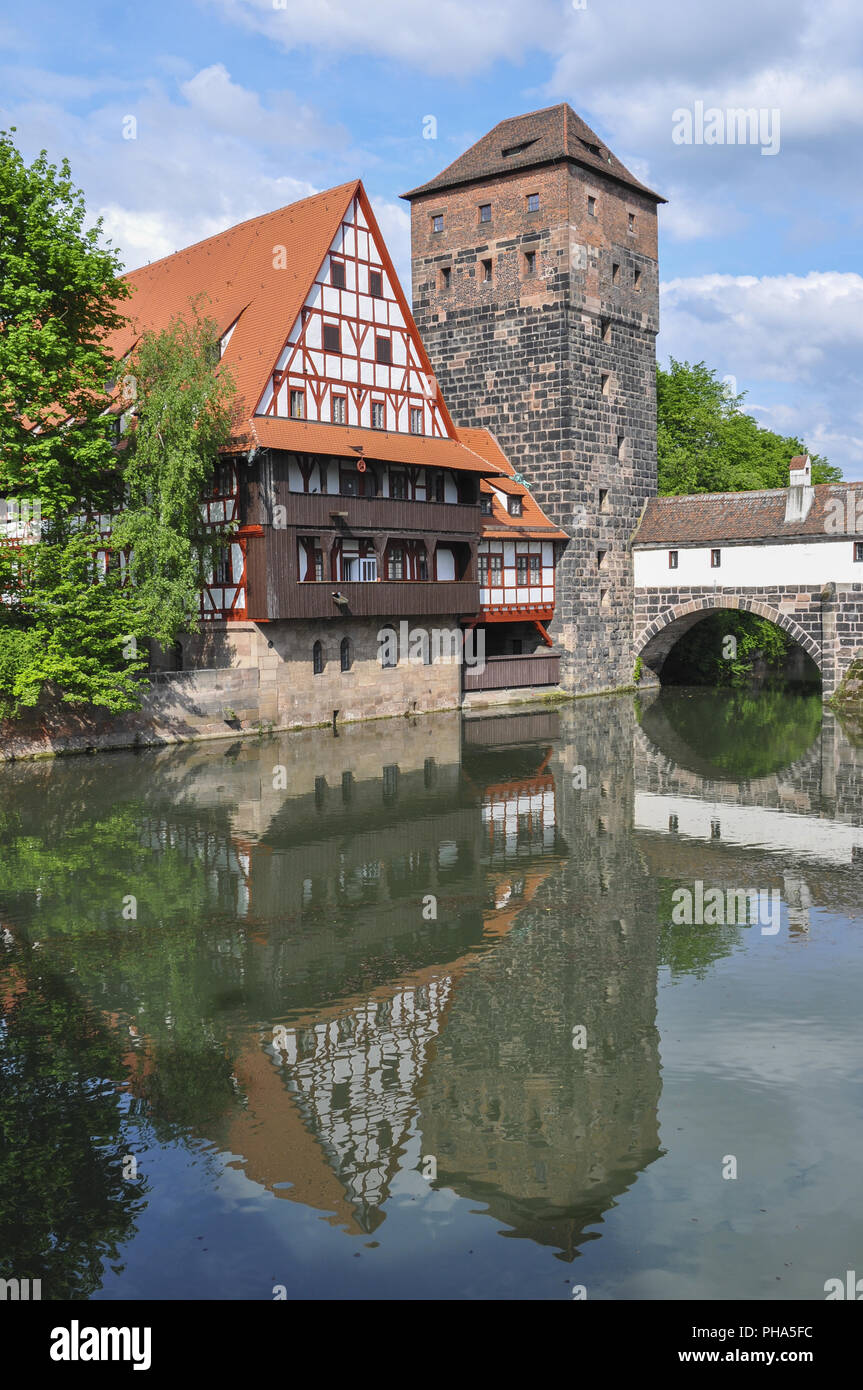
[{"x1": 659, "y1": 271, "x2": 863, "y2": 477}]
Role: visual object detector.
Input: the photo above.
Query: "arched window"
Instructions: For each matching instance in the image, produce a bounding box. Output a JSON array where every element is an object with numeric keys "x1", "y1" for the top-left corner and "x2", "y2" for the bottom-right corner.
[
  {"x1": 312, "y1": 640, "x2": 324, "y2": 675},
  {"x1": 340, "y1": 637, "x2": 352, "y2": 672}
]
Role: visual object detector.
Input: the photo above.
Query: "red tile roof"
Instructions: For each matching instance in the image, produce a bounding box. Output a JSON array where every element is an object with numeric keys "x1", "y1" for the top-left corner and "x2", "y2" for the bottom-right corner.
[
  {"x1": 459, "y1": 428, "x2": 568, "y2": 539},
  {"x1": 402, "y1": 104, "x2": 664, "y2": 204},
  {"x1": 252, "y1": 417, "x2": 506, "y2": 475},
  {"x1": 633, "y1": 484, "x2": 863, "y2": 547}
]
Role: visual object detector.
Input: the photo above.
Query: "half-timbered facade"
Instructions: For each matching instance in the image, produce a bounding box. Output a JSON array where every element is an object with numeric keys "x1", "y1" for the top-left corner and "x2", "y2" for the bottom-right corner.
[{"x1": 94, "y1": 178, "x2": 563, "y2": 722}]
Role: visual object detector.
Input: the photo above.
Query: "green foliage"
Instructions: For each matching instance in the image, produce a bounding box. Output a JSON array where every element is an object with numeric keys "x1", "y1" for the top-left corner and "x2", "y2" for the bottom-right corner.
[
  {"x1": 657, "y1": 358, "x2": 842, "y2": 495},
  {"x1": 0, "y1": 129, "x2": 128, "y2": 521},
  {"x1": 112, "y1": 306, "x2": 236, "y2": 647},
  {"x1": 0, "y1": 133, "x2": 236, "y2": 714},
  {"x1": 632, "y1": 655, "x2": 643, "y2": 685},
  {"x1": 641, "y1": 687, "x2": 823, "y2": 780}
]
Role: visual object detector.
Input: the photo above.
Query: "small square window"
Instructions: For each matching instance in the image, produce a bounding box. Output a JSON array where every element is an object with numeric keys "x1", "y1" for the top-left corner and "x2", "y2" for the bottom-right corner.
[
  {"x1": 855, "y1": 542, "x2": 863, "y2": 562},
  {"x1": 440, "y1": 266, "x2": 451, "y2": 290},
  {"x1": 668, "y1": 550, "x2": 678, "y2": 569},
  {"x1": 375, "y1": 335, "x2": 392, "y2": 365},
  {"x1": 410, "y1": 406, "x2": 423, "y2": 435},
  {"x1": 628, "y1": 212, "x2": 636, "y2": 233},
  {"x1": 481, "y1": 495, "x2": 492, "y2": 515},
  {"x1": 527, "y1": 192, "x2": 539, "y2": 212},
  {"x1": 508, "y1": 495, "x2": 523, "y2": 517},
  {"x1": 588, "y1": 196, "x2": 597, "y2": 216},
  {"x1": 432, "y1": 213, "x2": 444, "y2": 233},
  {"x1": 524, "y1": 250, "x2": 536, "y2": 276},
  {"x1": 612, "y1": 262, "x2": 620, "y2": 285},
  {"x1": 330, "y1": 259, "x2": 345, "y2": 288},
  {"x1": 711, "y1": 548, "x2": 722, "y2": 568},
  {"x1": 369, "y1": 269, "x2": 383, "y2": 297},
  {"x1": 323, "y1": 322, "x2": 340, "y2": 353},
  {"x1": 479, "y1": 203, "x2": 491, "y2": 223},
  {"x1": 481, "y1": 258, "x2": 492, "y2": 283},
  {"x1": 331, "y1": 394, "x2": 346, "y2": 425},
  {"x1": 371, "y1": 401, "x2": 385, "y2": 429},
  {"x1": 290, "y1": 389, "x2": 305, "y2": 419}
]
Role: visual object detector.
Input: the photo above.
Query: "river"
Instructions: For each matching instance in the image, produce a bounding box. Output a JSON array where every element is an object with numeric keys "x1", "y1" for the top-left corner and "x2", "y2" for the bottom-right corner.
[{"x1": 1, "y1": 687, "x2": 861, "y2": 1300}]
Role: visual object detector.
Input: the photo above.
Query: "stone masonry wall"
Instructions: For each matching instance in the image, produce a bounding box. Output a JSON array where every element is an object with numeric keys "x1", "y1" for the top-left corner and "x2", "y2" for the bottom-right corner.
[{"x1": 410, "y1": 159, "x2": 660, "y2": 695}]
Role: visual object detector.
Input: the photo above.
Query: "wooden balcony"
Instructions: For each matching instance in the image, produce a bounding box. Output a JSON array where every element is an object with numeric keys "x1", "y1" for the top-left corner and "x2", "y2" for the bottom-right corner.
[
  {"x1": 463, "y1": 652, "x2": 561, "y2": 692},
  {"x1": 275, "y1": 578, "x2": 479, "y2": 621},
  {"x1": 252, "y1": 489, "x2": 480, "y2": 538}
]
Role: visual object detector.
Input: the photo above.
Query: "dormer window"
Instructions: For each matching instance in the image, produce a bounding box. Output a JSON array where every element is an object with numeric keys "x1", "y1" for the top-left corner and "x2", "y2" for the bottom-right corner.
[
  {"x1": 481, "y1": 494, "x2": 492, "y2": 515},
  {"x1": 501, "y1": 138, "x2": 538, "y2": 158},
  {"x1": 508, "y1": 495, "x2": 523, "y2": 517}
]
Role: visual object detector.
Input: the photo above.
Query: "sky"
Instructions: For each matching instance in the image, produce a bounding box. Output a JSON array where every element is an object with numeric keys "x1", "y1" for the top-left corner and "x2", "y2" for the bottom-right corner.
[{"x1": 2, "y1": 0, "x2": 862, "y2": 477}]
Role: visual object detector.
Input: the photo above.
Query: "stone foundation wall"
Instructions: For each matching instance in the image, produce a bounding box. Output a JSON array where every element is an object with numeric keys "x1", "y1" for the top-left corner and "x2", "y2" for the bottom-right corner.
[{"x1": 0, "y1": 618, "x2": 466, "y2": 761}]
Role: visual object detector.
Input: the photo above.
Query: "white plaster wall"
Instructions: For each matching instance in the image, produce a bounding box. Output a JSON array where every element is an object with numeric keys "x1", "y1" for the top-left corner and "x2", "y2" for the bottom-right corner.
[{"x1": 634, "y1": 538, "x2": 863, "y2": 589}]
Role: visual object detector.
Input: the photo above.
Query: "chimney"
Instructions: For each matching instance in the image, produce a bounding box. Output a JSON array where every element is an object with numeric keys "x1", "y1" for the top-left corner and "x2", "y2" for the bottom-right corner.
[{"x1": 785, "y1": 454, "x2": 814, "y2": 523}]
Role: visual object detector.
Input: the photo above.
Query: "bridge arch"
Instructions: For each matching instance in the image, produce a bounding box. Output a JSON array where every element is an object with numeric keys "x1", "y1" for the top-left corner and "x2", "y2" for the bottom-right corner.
[{"x1": 634, "y1": 595, "x2": 822, "y2": 684}]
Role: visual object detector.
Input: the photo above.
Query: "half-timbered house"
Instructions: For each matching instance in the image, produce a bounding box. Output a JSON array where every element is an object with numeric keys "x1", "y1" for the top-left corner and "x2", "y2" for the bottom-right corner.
[{"x1": 100, "y1": 179, "x2": 564, "y2": 727}]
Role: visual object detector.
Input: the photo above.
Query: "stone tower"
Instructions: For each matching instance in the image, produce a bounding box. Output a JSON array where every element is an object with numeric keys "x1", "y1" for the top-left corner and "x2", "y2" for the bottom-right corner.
[{"x1": 403, "y1": 105, "x2": 665, "y2": 693}]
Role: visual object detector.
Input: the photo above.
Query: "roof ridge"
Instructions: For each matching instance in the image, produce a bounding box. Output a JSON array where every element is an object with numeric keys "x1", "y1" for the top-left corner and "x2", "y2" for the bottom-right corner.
[{"x1": 124, "y1": 180, "x2": 360, "y2": 278}]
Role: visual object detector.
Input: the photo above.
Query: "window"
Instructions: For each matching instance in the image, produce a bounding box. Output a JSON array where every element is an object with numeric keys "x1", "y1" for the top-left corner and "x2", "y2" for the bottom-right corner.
[
  {"x1": 598, "y1": 487, "x2": 609, "y2": 512},
  {"x1": 516, "y1": 552, "x2": 541, "y2": 586},
  {"x1": 340, "y1": 637, "x2": 352, "y2": 672},
  {"x1": 387, "y1": 545, "x2": 404, "y2": 580},
  {"x1": 600, "y1": 588, "x2": 610, "y2": 609},
  {"x1": 481, "y1": 258, "x2": 492, "y2": 283},
  {"x1": 290, "y1": 389, "x2": 305, "y2": 419},
  {"x1": 628, "y1": 212, "x2": 636, "y2": 233},
  {"x1": 711, "y1": 549, "x2": 722, "y2": 569},
  {"x1": 331, "y1": 259, "x2": 345, "y2": 288},
  {"x1": 487, "y1": 552, "x2": 503, "y2": 585},
  {"x1": 601, "y1": 372, "x2": 611, "y2": 396},
  {"x1": 524, "y1": 250, "x2": 536, "y2": 276},
  {"x1": 612, "y1": 261, "x2": 620, "y2": 285},
  {"x1": 588, "y1": 195, "x2": 597, "y2": 216},
  {"x1": 481, "y1": 494, "x2": 492, "y2": 515},
  {"x1": 856, "y1": 542, "x2": 863, "y2": 562},
  {"x1": 597, "y1": 549, "x2": 607, "y2": 569},
  {"x1": 527, "y1": 192, "x2": 539, "y2": 212},
  {"x1": 508, "y1": 495, "x2": 523, "y2": 516},
  {"x1": 668, "y1": 550, "x2": 679, "y2": 570},
  {"x1": 369, "y1": 269, "x2": 383, "y2": 297},
  {"x1": 390, "y1": 469, "x2": 407, "y2": 500},
  {"x1": 312, "y1": 641, "x2": 324, "y2": 675},
  {"x1": 323, "y1": 322, "x2": 341, "y2": 353},
  {"x1": 432, "y1": 213, "x2": 444, "y2": 233},
  {"x1": 617, "y1": 433, "x2": 627, "y2": 461},
  {"x1": 634, "y1": 265, "x2": 642, "y2": 290},
  {"x1": 417, "y1": 549, "x2": 428, "y2": 581},
  {"x1": 601, "y1": 317, "x2": 612, "y2": 343},
  {"x1": 375, "y1": 335, "x2": 392, "y2": 365},
  {"x1": 371, "y1": 401, "x2": 385, "y2": 430},
  {"x1": 213, "y1": 460, "x2": 234, "y2": 495},
  {"x1": 440, "y1": 265, "x2": 451, "y2": 290},
  {"x1": 382, "y1": 764, "x2": 399, "y2": 802},
  {"x1": 342, "y1": 770, "x2": 354, "y2": 803},
  {"x1": 428, "y1": 469, "x2": 445, "y2": 502},
  {"x1": 331, "y1": 393, "x2": 346, "y2": 425},
  {"x1": 380, "y1": 631, "x2": 398, "y2": 668},
  {"x1": 410, "y1": 406, "x2": 423, "y2": 434},
  {"x1": 479, "y1": 203, "x2": 491, "y2": 223},
  {"x1": 502, "y1": 138, "x2": 538, "y2": 157}
]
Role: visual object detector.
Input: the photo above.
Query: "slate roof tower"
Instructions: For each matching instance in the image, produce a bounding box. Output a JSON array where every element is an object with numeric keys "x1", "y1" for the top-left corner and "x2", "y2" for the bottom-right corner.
[{"x1": 404, "y1": 104, "x2": 666, "y2": 692}]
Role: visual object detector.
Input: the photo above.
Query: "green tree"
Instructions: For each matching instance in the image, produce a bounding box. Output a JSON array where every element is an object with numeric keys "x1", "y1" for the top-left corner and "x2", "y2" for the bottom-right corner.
[
  {"x1": 112, "y1": 305, "x2": 236, "y2": 648},
  {"x1": 657, "y1": 359, "x2": 842, "y2": 495}
]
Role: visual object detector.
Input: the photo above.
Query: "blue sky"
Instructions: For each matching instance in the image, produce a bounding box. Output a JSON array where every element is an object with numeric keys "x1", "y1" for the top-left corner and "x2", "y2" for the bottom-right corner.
[{"x1": 2, "y1": 0, "x2": 862, "y2": 476}]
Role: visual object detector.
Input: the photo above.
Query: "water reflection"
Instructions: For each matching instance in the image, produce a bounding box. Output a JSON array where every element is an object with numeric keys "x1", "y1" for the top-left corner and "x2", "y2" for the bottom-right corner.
[{"x1": 1, "y1": 687, "x2": 862, "y2": 1297}]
